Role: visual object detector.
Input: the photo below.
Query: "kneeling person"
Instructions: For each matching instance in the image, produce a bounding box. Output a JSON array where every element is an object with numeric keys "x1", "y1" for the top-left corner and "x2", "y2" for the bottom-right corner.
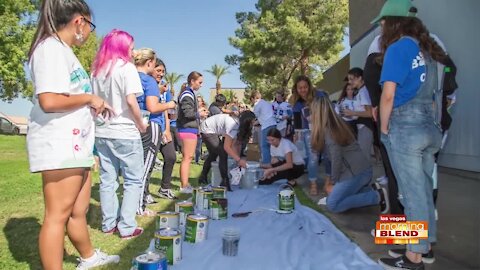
[{"x1": 260, "y1": 128, "x2": 305, "y2": 186}]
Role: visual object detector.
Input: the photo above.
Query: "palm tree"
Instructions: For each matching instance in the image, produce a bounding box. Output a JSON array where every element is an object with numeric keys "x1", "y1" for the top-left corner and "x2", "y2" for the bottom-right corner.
[
  {"x1": 164, "y1": 72, "x2": 184, "y2": 97},
  {"x1": 205, "y1": 64, "x2": 229, "y2": 95}
]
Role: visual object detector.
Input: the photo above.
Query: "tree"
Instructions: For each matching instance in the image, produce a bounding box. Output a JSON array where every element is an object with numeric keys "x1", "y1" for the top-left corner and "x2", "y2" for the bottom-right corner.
[
  {"x1": 0, "y1": 0, "x2": 38, "y2": 101},
  {"x1": 72, "y1": 31, "x2": 100, "y2": 75},
  {"x1": 205, "y1": 64, "x2": 229, "y2": 96},
  {"x1": 226, "y1": 0, "x2": 348, "y2": 99},
  {"x1": 164, "y1": 72, "x2": 184, "y2": 97}
]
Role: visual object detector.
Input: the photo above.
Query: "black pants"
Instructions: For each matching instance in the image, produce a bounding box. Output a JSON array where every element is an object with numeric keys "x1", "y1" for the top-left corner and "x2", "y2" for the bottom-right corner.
[
  {"x1": 376, "y1": 116, "x2": 403, "y2": 214},
  {"x1": 199, "y1": 133, "x2": 230, "y2": 188},
  {"x1": 140, "y1": 122, "x2": 162, "y2": 211},
  {"x1": 170, "y1": 126, "x2": 182, "y2": 152},
  {"x1": 159, "y1": 140, "x2": 176, "y2": 190},
  {"x1": 261, "y1": 161, "x2": 305, "y2": 185}
]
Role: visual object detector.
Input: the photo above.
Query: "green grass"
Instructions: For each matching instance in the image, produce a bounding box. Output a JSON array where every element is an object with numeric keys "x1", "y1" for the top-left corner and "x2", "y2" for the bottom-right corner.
[
  {"x1": 0, "y1": 135, "x2": 202, "y2": 270},
  {"x1": 0, "y1": 135, "x2": 325, "y2": 269}
]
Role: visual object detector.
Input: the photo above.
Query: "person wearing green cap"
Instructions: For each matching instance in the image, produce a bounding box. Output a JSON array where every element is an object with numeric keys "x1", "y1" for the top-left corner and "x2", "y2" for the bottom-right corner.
[{"x1": 372, "y1": 0, "x2": 450, "y2": 269}]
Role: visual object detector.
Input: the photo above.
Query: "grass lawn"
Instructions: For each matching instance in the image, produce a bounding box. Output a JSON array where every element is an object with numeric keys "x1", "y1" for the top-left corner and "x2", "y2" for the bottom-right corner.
[{"x1": 0, "y1": 134, "x2": 321, "y2": 269}]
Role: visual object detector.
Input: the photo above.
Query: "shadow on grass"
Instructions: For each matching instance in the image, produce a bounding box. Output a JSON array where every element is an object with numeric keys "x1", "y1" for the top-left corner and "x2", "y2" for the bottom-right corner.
[{"x1": 4, "y1": 217, "x2": 77, "y2": 269}]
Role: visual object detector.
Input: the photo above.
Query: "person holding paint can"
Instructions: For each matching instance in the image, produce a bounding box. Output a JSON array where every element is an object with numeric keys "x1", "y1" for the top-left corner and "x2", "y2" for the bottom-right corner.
[
  {"x1": 197, "y1": 111, "x2": 256, "y2": 190},
  {"x1": 92, "y1": 29, "x2": 148, "y2": 240},
  {"x1": 309, "y1": 96, "x2": 390, "y2": 215},
  {"x1": 27, "y1": 0, "x2": 119, "y2": 268},
  {"x1": 259, "y1": 128, "x2": 305, "y2": 186}
]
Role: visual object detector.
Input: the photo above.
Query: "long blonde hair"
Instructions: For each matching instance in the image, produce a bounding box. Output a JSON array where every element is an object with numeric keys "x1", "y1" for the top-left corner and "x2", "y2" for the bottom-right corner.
[{"x1": 310, "y1": 96, "x2": 355, "y2": 152}]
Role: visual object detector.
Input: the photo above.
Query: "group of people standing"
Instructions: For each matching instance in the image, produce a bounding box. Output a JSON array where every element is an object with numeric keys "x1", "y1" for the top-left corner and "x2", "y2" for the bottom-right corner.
[{"x1": 24, "y1": 0, "x2": 454, "y2": 269}]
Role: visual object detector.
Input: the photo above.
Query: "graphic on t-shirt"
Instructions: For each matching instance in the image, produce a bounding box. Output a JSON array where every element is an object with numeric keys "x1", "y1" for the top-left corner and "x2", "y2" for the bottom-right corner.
[
  {"x1": 70, "y1": 68, "x2": 92, "y2": 93},
  {"x1": 412, "y1": 52, "x2": 426, "y2": 82}
]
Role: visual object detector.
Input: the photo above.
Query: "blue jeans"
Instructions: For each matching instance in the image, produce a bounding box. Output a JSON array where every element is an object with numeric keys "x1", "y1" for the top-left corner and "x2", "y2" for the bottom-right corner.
[
  {"x1": 326, "y1": 168, "x2": 378, "y2": 213},
  {"x1": 381, "y1": 104, "x2": 442, "y2": 254},
  {"x1": 95, "y1": 138, "x2": 144, "y2": 236},
  {"x1": 303, "y1": 130, "x2": 319, "y2": 182},
  {"x1": 260, "y1": 125, "x2": 276, "y2": 164}
]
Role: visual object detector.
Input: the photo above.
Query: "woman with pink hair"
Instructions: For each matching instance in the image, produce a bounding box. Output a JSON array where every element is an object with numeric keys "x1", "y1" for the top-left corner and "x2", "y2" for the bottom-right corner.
[{"x1": 91, "y1": 29, "x2": 147, "y2": 239}]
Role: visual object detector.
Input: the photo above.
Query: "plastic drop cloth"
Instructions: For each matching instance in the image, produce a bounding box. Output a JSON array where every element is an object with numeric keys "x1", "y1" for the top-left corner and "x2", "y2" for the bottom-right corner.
[{"x1": 170, "y1": 182, "x2": 381, "y2": 270}]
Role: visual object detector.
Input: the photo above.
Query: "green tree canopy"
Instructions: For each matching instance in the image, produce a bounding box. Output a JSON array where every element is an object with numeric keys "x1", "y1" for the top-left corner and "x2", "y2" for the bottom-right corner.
[
  {"x1": 72, "y1": 31, "x2": 100, "y2": 75},
  {"x1": 0, "y1": 0, "x2": 38, "y2": 101},
  {"x1": 226, "y1": 0, "x2": 348, "y2": 99}
]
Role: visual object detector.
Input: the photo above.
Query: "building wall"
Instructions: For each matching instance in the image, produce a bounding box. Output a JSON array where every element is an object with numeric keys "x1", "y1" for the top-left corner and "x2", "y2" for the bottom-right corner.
[
  {"x1": 349, "y1": 0, "x2": 480, "y2": 172},
  {"x1": 348, "y1": 0, "x2": 384, "y2": 45}
]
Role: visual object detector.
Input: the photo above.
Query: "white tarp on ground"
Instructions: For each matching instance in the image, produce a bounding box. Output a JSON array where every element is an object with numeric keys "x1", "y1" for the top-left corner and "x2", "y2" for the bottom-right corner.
[{"x1": 172, "y1": 182, "x2": 381, "y2": 270}]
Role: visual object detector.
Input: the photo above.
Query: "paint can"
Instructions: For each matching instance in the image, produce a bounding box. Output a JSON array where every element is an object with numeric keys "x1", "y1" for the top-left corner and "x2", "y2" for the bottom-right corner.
[
  {"x1": 210, "y1": 198, "x2": 228, "y2": 220},
  {"x1": 184, "y1": 214, "x2": 209, "y2": 243},
  {"x1": 241, "y1": 161, "x2": 262, "y2": 189},
  {"x1": 278, "y1": 184, "x2": 295, "y2": 212},
  {"x1": 131, "y1": 250, "x2": 167, "y2": 270},
  {"x1": 210, "y1": 161, "x2": 222, "y2": 186},
  {"x1": 157, "y1": 211, "x2": 180, "y2": 230},
  {"x1": 212, "y1": 186, "x2": 227, "y2": 199},
  {"x1": 154, "y1": 228, "x2": 182, "y2": 265},
  {"x1": 175, "y1": 201, "x2": 193, "y2": 227}
]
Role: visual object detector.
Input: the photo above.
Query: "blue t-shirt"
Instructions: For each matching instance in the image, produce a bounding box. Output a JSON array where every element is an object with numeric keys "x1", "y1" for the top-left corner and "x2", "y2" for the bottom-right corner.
[
  {"x1": 165, "y1": 88, "x2": 176, "y2": 127},
  {"x1": 380, "y1": 37, "x2": 426, "y2": 108},
  {"x1": 137, "y1": 72, "x2": 164, "y2": 128}
]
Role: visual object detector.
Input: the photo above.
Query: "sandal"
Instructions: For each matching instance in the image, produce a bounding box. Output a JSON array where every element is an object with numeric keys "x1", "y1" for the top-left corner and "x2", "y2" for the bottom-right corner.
[{"x1": 309, "y1": 182, "x2": 318, "y2": 196}]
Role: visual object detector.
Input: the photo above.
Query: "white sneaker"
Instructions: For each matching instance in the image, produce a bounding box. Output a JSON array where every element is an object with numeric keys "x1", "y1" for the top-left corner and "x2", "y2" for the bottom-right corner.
[
  {"x1": 179, "y1": 185, "x2": 193, "y2": 194},
  {"x1": 317, "y1": 197, "x2": 327, "y2": 205},
  {"x1": 375, "y1": 175, "x2": 388, "y2": 186},
  {"x1": 76, "y1": 249, "x2": 120, "y2": 270}
]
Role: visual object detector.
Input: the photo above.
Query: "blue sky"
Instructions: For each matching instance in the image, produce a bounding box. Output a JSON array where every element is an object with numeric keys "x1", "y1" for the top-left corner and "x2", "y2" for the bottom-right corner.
[{"x1": 0, "y1": 0, "x2": 349, "y2": 117}]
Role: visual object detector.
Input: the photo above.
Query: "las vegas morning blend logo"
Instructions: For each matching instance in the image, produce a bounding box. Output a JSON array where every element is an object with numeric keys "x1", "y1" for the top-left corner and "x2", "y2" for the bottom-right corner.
[{"x1": 375, "y1": 215, "x2": 428, "y2": 245}]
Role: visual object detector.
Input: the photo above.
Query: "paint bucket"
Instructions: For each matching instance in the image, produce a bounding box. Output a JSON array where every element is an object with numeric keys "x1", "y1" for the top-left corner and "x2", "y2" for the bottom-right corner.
[
  {"x1": 210, "y1": 198, "x2": 228, "y2": 220},
  {"x1": 131, "y1": 250, "x2": 167, "y2": 270},
  {"x1": 241, "y1": 161, "x2": 262, "y2": 189},
  {"x1": 222, "y1": 228, "x2": 240, "y2": 256},
  {"x1": 154, "y1": 228, "x2": 182, "y2": 265},
  {"x1": 157, "y1": 211, "x2": 180, "y2": 230},
  {"x1": 212, "y1": 186, "x2": 227, "y2": 199},
  {"x1": 278, "y1": 184, "x2": 295, "y2": 212},
  {"x1": 210, "y1": 161, "x2": 223, "y2": 186},
  {"x1": 175, "y1": 201, "x2": 193, "y2": 227},
  {"x1": 193, "y1": 188, "x2": 213, "y2": 211},
  {"x1": 227, "y1": 157, "x2": 236, "y2": 172},
  {"x1": 184, "y1": 214, "x2": 209, "y2": 243}
]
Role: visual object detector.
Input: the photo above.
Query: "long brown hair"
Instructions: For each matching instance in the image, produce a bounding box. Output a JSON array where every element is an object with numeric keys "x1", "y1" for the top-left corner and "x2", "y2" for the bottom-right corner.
[
  {"x1": 378, "y1": 16, "x2": 447, "y2": 64},
  {"x1": 310, "y1": 96, "x2": 355, "y2": 152},
  {"x1": 29, "y1": 0, "x2": 91, "y2": 59},
  {"x1": 288, "y1": 75, "x2": 315, "y2": 106}
]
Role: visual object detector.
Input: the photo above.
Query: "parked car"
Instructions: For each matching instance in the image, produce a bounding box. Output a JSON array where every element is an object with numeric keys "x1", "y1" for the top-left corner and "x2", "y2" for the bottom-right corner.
[{"x1": 0, "y1": 117, "x2": 20, "y2": 135}]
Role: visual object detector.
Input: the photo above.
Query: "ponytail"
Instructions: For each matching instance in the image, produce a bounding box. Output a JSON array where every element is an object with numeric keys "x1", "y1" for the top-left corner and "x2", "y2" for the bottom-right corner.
[{"x1": 29, "y1": 0, "x2": 91, "y2": 59}]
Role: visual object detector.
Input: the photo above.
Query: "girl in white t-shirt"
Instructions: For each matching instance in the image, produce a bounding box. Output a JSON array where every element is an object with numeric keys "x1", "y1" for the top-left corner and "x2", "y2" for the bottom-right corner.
[
  {"x1": 91, "y1": 29, "x2": 147, "y2": 239},
  {"x1": 259, "y1": 128, "x2": 305, "y2": 187},
  {"x1": 27, "y1": 0, "x2": 118, "y2": 269},
  {"x1": 336, "y1": 83, "x2": 359, "y2": 135}
]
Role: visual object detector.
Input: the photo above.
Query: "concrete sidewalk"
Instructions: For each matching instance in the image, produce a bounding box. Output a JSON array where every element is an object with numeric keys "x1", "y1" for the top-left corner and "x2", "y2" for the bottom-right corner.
[{"x1": 297, "y1": 160, "x2": 480, "y2": 270}]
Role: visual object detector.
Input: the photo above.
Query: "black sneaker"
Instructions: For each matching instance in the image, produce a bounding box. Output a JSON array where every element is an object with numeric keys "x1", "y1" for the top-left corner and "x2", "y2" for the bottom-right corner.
[
  {"x1": 377, "y1": 186, "x2": 390, "y2": 214},
  {"x1": 158, "y1": 188, "x2": 177, "y2": 199},
  {"x1": 388, "y1": 249, "x2": 435, "y2": 264},
  {"x1": 378, "y1": 255, "x2": 425, "y2": 270}
]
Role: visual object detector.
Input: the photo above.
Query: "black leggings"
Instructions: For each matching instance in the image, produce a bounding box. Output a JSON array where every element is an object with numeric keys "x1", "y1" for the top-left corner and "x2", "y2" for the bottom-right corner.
[
  {"x1": 199, "y1": 133, "x2": 229, "y2": 186},
  {"x1": 261, "y1": 161, "x2": 305, "y2": 185}
]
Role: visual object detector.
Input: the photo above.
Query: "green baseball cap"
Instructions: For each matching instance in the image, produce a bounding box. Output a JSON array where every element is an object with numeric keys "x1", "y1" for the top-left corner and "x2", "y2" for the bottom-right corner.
[{"x1": 371, "y1": 0, "x2": 417, "y2": 24}]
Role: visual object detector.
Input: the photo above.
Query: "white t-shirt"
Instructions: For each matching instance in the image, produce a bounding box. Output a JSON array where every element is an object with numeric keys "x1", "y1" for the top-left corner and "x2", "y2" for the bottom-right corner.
[
  {"x1": 27, "y1": 36, "x2": 94, "y2": 172},
  {"x1": 336, "y1": 98, "x2": 360, "y2": 121},
  {"x1": 92, "y1": 60, "x2": 143, "y2": 140},
  {"x1": 270, "y1": 138, "x2": 304, "y2": 165},
  {"x1": 253, "y1": 99, "x2": 277, "y2": 130},
  {"x1": 354, "y1": 85, "x2": 372, "y2": 129},
  {"x1": 272, "y1": 101, "x2": 291, "y2": 130},
  {"x1": 200, "y1": 114, "x2": 239, "y2": 139}
]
